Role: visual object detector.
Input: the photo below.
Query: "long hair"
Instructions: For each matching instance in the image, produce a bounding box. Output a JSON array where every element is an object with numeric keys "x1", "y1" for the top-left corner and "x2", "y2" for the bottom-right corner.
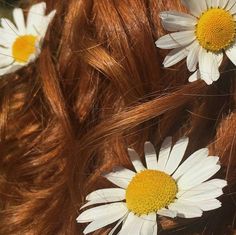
[{"x1": 0, "y1": 0, "x2": 235, "y2": 234}]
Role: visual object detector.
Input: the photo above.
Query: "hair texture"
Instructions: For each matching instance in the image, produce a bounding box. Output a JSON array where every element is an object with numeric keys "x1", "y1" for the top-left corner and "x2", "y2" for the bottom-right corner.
[{"x1": 0, "y1": 0, "x2": 235, "y2": 234}]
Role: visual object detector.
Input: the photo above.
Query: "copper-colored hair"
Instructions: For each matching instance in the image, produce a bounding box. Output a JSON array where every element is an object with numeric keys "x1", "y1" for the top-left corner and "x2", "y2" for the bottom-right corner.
[{"x1": 0, "y1": 0, "x2": 235, "y2": 234}]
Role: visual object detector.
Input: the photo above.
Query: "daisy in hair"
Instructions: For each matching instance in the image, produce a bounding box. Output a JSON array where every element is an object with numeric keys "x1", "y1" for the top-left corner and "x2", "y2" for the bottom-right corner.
[
  {"x1": 155, "y1": 0, "x2": 236, "y2": 85},
  {"x1": 77, "y1": 137, "x2": 227, "y2": 234},
  {"x1": 0, "y1": 2, "x2": 56, "y2": 75}
]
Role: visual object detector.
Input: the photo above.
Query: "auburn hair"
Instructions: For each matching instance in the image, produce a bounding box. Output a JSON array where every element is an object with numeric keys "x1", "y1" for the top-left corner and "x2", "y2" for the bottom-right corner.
[{"x1": 0, "y1": 0, "x2": 235, "y2": 234}]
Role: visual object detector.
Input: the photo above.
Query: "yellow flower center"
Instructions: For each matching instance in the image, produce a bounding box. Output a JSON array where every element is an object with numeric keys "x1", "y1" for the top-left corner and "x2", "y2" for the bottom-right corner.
[
  {"x1": 12, "y1": 35, "x2": 37, "y2": 63},
  {"x1": 126, "y1": 170, "x2": 177, "y2": 215},
  {"x1": 196, "y1": 8, "x2": 236, "y2": 52}
]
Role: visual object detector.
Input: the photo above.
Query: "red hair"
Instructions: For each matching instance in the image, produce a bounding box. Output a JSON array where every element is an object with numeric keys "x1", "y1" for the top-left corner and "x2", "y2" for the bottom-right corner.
[{"x1": 0, "y1": 0, "x2": 235, "y2": 234}]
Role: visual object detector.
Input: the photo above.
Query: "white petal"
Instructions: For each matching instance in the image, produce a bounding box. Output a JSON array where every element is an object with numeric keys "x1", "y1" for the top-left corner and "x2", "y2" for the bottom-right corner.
[
  {"x1": 177, "y1": 180, "x2": 224, "y2": 200},
  {"x1": 206, "y1": 179, "x2": 227, "y2": 188},
  {"x1": 140, "y1": 213, "x2": 157, "y2": 235},
  {"x1": 188, "y1": 70, "x2": 200, "y2": 83},
  {"x1": 84, "y1": 215, "x2": 124, "y2": 234},
  {"x1": 168, "y1": 201, "x2": 203, "y2": 218},
  {"x1": 153, "y1": 224, "x2": 158, "y2": 235},
  {"x1": 81, "y1": 188, "x2": 126, "y2": 209},
  {"x1": 164, "y1": 137, "x2": 189, "y2": 175},
  {"x1": 155, "y1": 31, "x2": 195, "y2": 49},
  {"x1": 119, "y1": 212, "x2": 143, "y2": 235},
  {"x1": 81, "y1": 199, "x2": 120, "y2": 209},
  {"x1": 177, "y1": 156, "x2": 220, "y2": 190},
  {"x1": 177, "y1": 198, "x2": 222, "y2": 211},
  {"x1": 82, "y1": 205, "x2": 128, "y2": 234},
  {"x1": 232, "y1": 6, "x2": 236, "y2": 15},
  {"x1": 13, "y1": 8, "x2": 26, "y2": 35},
  {"x1": 76, "y1": 202, "x2": 127, "y2": 223},
  {"x1": 172, "y1": 148, "x2": 209, "y2": 180},
  {"x1": 218, "y1": 0, "x2": 228, "y2": 8},
  {"x1": 156, "y1": 137, "x2": 172, "y2": 171},
  {"x1": 199, "y1": 48, "x2": 223, "y2": 83},
  {"x1": 177, "y1": 182, "x2": 217, "y2": 198},
  {"x1": 181, "y1": 0, "x2": 207, "y2": 17},
  {"x1": 199, "y1": 0, "x2": 208, "y2": 12},
  {"x1": 179, "y1": 188, "x2": 223, "y2": 201},
  {"x1": 187, "y1": 41, "x2": 200, "y2": 72},
  {"x1": 27, "y1": 46, "x2": 40, "y2": 64},
  {"x1": 26, "y1": 2, "x2": 46, "y2": 34},
  {"x1": 128, "y1": 148, "x2": 145, "y2": 172},
  {"x1": 226, "y1": 0, "x2": 236, "y2": 12},
  {"x1": 0, "y1": 63, "x2": 23, "y2": 76},
  {"x1": 104, "y1": 168, "x2": 135, "y2": 189},
  {"x1": 108, "y1": 214, "x2": 128, "y2": 235},
  {"x1": 0, "y1": 28, "x2": 16, "y2": 47},
  {"x1": 157, "y1": 208, "x2": 177, "y2": 218},
  {"x1": 144, "y1": 142, "x2": 158, "y2": 170},
  {"x1": 0, "y1": 55, "x2": 14, "y2": 68},
  {"x1": 210, "y1": 0, "x2": 221, "y2": 7},
  {"x1": 163, "y1": 46, "x2": 190, "y2": 68},
  {"x1": 197, "y1": 199, "x2": 222, "y2": 211},
  {"x1": 198, "y1": 0, "x2": 208, "y2": 12},
  {"x1": 216, "y1": 52, "x2": 224, "y2": 66},
  {"x1": 226, "y1": 43, "x2": 236, "y2": 65},
  {"x1": 86, "y1": 188, "x2": 126, "y2": 201},
  {"x1": 205, "y1": 0, "x2": 212, "y2": 8},
  {"x1": 198, "y1": 49, "x2": 222, "y2": 85},
  {"x1": 212, "y1": 0, "x2": 225, "y2": 7},
  {"x1": 36, "y1": 10, "x2": 56, "y2": 38},
  {"x1": 160, "y1": 11, "x2": 196, "y2": 32},
  {"x1": 0, "y1": 47, "x2": 12, "y2": 57},
  {"x1": 1, "y1": 18, "x2": 18, "y2": 35},
  {"x1": 0, "y1": 47, "x2": 14, "y2": 67}
]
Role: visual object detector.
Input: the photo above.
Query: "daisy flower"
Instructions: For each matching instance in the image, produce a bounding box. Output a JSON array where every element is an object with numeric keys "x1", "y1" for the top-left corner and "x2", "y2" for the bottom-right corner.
[
  {"x1": 77, "y1": 137, "x2": 227, "y2": 234},
  {"x1": 155, "y1": 0, "x2": 236, "y2": 85},
  {"x1": 0, "y1": 2, "x2": 56, "y2": 75}
]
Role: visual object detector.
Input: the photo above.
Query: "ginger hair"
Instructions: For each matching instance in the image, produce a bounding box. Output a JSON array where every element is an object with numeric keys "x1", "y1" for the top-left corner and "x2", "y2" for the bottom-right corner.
[{"x1": 0, "y1": 0, "x2": 235, "y2": 234}]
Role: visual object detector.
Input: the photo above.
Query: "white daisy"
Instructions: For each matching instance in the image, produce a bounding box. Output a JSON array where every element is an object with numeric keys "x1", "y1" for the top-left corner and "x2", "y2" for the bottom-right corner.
[
  {"x1": 155, "y1": 0, "x2": 236, "y2": 85},
  {"x1": 77, "y1": 137, "x2": 227, "y2": 235},
  {"x1": 0, "y1": 2, "x2": 56, "y2": 75}
]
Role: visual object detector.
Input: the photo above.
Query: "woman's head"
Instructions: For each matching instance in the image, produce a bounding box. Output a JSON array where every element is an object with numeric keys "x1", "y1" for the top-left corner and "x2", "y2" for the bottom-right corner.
[{"x1": 0, "y1": 0, "x2": 235, "y2": 234}]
